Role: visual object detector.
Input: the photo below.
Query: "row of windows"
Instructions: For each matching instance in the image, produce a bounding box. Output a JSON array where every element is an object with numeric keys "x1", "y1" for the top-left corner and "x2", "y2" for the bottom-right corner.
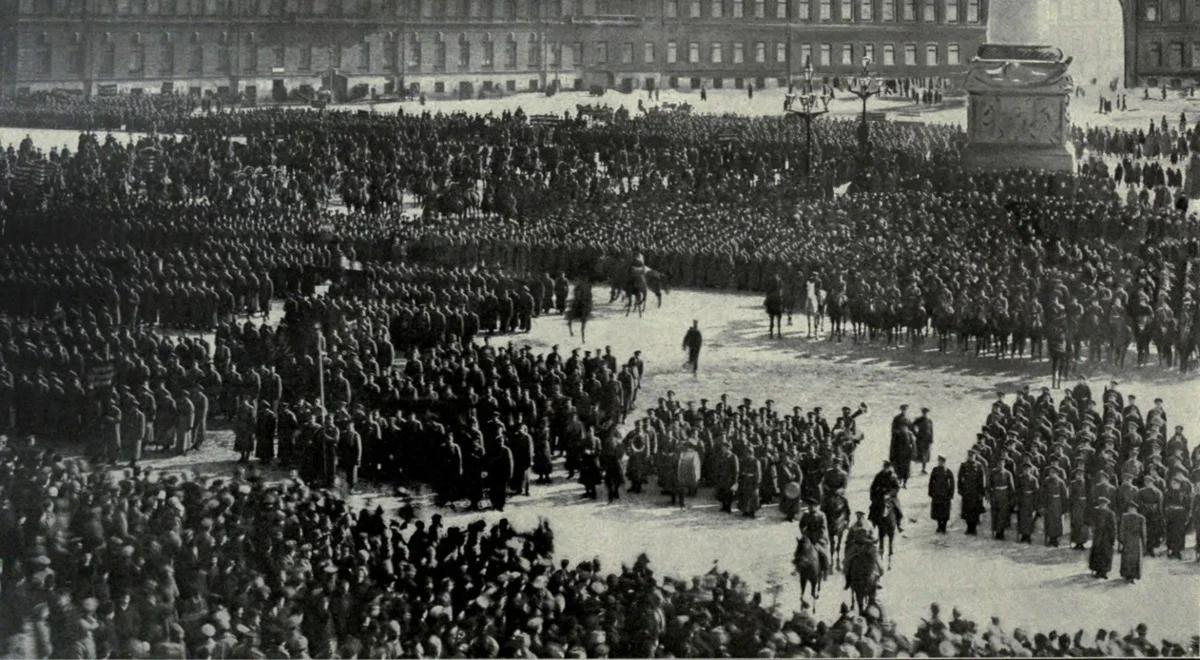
[
  {"x1": 28, "y1": 36, "x2": 570, "y2": 77},
  {"x1": 16, "y1": 0, "x2": 561, "y2": 18},
  {"x1": 595, "y1": 40, "x2": 962, "y2": 67},
  {"x1": 1140, "y1": 0, "x2": 1200, "y2": 22},
  {"x1": 15, "y1": 0, "x2": 987, "y2": 21},
  {"x1": 663, "y1": 0, "x2": 981, "y2": 23},
  {"x1": 1144, "y1": 42, "x2": 1200, "y2": 69}
]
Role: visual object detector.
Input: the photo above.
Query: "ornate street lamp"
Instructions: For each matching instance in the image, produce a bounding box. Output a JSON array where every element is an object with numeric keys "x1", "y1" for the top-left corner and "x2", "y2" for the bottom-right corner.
[
  {"x1": 848, "y1": 56, "x2": 881, "y2": 154},
  {"x1": 784, "y1": 58, "x2": 829, "y2": 178}
]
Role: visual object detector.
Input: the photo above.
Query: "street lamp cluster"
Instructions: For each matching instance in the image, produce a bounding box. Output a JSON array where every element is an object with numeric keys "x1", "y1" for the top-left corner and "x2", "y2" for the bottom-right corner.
[
  {"x1": 784, "y1": 59, "x2": 831, "y2": 178},
  {"x1": 783, "y1": 56, "x2": 881, "y2": 179}
]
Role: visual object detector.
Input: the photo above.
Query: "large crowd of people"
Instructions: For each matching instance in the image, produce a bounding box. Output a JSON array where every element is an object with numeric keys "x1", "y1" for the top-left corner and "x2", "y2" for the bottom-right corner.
[
  {"x1": 1, "y1": 96, "x2": 1199, "y2": 655},
  {"x1": 1, "y1": 447, "x2": 1196, "y2": 659},
  {"x1": 933, "y1": 383, "x2": 1200, "y2": 580}
]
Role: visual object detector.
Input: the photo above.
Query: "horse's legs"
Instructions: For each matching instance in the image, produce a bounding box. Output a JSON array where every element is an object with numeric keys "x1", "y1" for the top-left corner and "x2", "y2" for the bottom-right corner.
[{"x1": 567, "y1": 319, "x2": 574, "y2": 337}]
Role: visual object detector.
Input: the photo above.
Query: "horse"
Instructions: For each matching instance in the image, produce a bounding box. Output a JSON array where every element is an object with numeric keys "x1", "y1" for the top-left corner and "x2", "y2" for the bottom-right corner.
[
  {"x1": 932, "y1": 300, "x2": 955, "y2": 353},
  {"x1": 1047, "y1": 323, "x2": 1069, "y2": 389},
  {"x1": 805, "y1": 282, "x2": 826, "y2": 338},
  {"x1": 844, "y1": 539, "x2": 882, "y2": 613},
  {"x1": 792, "y1": 536, "x2": 824, "y2": 609},
  {"x1": 1132, "y1": 305, "x2": 1155, "y2": 367},
  {"x1": 1108, "y1": 310, "x2": 1131, "y2": 368},
  {"x1": 765, "y1": 285, "x2": 786, "y2": 338},
  {"x1": 874, "y1": 493, "x2": 898, "y2": 569},
  {"x1": 566, "y1": 280, "x2": 593, "y2": 343},
  {"x1": 905, "y1": 304, "x2": 928, "y2": 351},
  {"x1": 826, "y1": 292, "x2": 848, "y2": 342},
  {"x1": 647, "y1": 270, "x2": 670, "y2": 308},
  {"x1": 822, "y1": 491, "x2": 851, "y2": 570}
]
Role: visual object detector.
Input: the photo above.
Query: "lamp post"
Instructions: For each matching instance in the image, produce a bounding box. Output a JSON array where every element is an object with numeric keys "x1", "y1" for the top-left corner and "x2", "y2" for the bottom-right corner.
[
  {"x1": 784, "y1": 59, "x2": 829, "y2": 179},
  {"x1": 848, "y1": 56, "x2": 881, "y2": 155}
]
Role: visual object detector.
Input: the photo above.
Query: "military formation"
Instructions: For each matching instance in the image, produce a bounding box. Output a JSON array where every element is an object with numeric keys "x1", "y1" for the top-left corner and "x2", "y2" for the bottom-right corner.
[
  {"x1": 0, "y1": 95, "x2": 1197, "y2": 657},
  {"x1": 929, "y1": 383, "x2": 1200, "y2": 583}
]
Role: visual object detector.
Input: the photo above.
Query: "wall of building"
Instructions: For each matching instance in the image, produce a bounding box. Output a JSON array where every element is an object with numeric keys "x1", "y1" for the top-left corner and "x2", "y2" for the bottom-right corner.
[
  {"x1": 2, "y1": 0, "x2": 990, "y2": 98},
  {"x1": 1128, "y1": 0, "x2": 1200, "y2": 87}
]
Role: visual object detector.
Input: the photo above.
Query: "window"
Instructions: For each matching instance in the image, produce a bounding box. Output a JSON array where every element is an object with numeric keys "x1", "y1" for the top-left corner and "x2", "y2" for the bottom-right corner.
[
  {"x1": 359, "y1": 39, "x2": 370, "y2": 70},
  {"x1": 1193, "y1": 42, "x2": 1200, "y2": 68},
  {"x1": 1169, "y1": 42, "x2": 1183, "y2": 67},
  {"x1": 458, "y1": 36, "x2": 470, "y2": 68},
  {"x1": 1143, "y1": 0, "x2": 1159, "y2": 20},
  {"x1": 860, "y1": 0, "x2": 871, "y2": 19},
  {"x1": 130, "y1": 34, "x2": 145, "y2": 74},
  {"x1": 711, "y1": 0, "x2": 722, "y2": 16},
  {"x1": 644, "y1": 41, "x2": 655, "y2": 63},
  {"x1": 243, "y1": 35, "x2": 257, "y2": 72},
  {"x1": 506, "y1": 36, "x2": 517, "y2": 67},
  {"x1": 384, "y1": 34, "x2": 397, "y2": 71},
  {"x1": 621, "y1": 42, "x2": 633, "y2": 64},
  {"x1": 965, "y1": 0, "x2": 978, "y2": 21},
  {"x1": 776, "y1": 42, "x2": 787, "y2": 62},
  {"x1": 269, "y1": 44, "x2": 283, "y2": 69},
  {"x1": 329, "y1": 43, "x2": 342, "y2": 68},
  {"x1": 944, "y1": 0, "x2": 957, "y2": 21},
  {"x1": 690, "y1": 0, "x2": 700, "y2": 16},
  {"x1": 902, "y1": 0, "x2": 914, "y2": 19},
  {"x1": 733, "y1": 0, "x2": 743, "y2": 16},
  {"x1": 841, "y1": 43, "x2": 852, "y2": 64},
  {"x1": 882, "y1": 0, "x2": 893, "y2": 19},
  {"x1": 688, "y1": 41, "x2": 699, "y2": 63},
  {"x1": 434, "y1": 39, "x2": 445, "y2": 70},
  {"x1": 189, "y1": 33, "x2": 203, "y2": 72},
  {"x1": 33, "y1": 33, "x2": 51, "y2": 75},
  {"x1": 863, "y1": 43, "x2": 874, "y2": 63},
  {"x1": 733, "y1": 41, "x2": 744, "y2": 62},
  {"x1": 947, "y1": 43, "x2": 959, "y2": 65},
  {"x1": 483, "y1": 38, "x2": 494, "y2": 67},
  {"x1": 754, "y1": 0, "x2": 764, "y2": 16},
  {"x1": 776, "y1": 0, "x2": 785, "y2": 16},
  {"x1": 100, "y1": 35, "x2": 116, "y2": 77},
  {"x1": 596, "y1": 41, "x2": 608, "y2": 63},
  {"x1": 923, "y1": 0, "x2": 935, "y2": 20},
  {"x1": 667, "y1": 41, "x2": 678, "y2": 62},
  {"x1": 711, "y1": 42, "x2": 722, "y2": 63},
  {"x1": 1150, "y1": 42, "x2": 1162, "y2": 66},
  {"x1": 925, "y1": 43, "x2": 938, "y2": 65},
  {"x1": 755, "y1": 42, "x2": 766, "y2": 62},
  {"x1": 409, "y1": 39, "x2": 422, "y2": 70},
  {"x1": 68, "y1": 35, "x2": 83, "y2": 74},
  {"x1": 819, "y1": 0, "x2": 831, "y2": 18},
  {"x1": 529, "y1": 34, "x2": 540, "y2": 67},
  {"x1": 800, "y1": 43, "x2": 812, "y2": 66},
  {"x1": 819, "y1": 42, "x2": 831, "y2": 65},
  {"x1": 904, "y1": 43, "x2": 916, "y2": 65},
  {"x1": 882, "y1": 43, "x2": 894, "y2": 66},
  {"x1": 1164, "y1": 0, "x2": 1180, "y2": 20},
  {"x1": 798, "y1": 0, "x2": 810, "y2": 19},
  {"x1": 549, "y1": 41, "x2": 560, "y2": 67},
  {"x1": 840, "y1": 0, "x2": 851, "y2": 19},
  {"x1": 665, "y1": 0, "x2": 677, "y2": 16}
]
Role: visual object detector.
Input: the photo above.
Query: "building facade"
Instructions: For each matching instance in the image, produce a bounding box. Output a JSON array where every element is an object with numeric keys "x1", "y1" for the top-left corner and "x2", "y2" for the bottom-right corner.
[
  {"x1": 1125, "y1": 0, "x2": 1200, "y2": 87},
  {"x1": 1, "y1": 0, "x2": 991, "y2": 99}
]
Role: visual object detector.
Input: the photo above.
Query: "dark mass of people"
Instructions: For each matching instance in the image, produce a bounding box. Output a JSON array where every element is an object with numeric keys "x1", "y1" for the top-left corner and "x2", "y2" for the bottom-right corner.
[
  {"x1": 1, "y1": 447, "x2": 1197, "y2": 659},
  {"x1": 929, "y1": 383, "x2": 1200, "y2": 583},
  {"x1": 0, "y1": 99, "x2": 1199, "y2": 657}
]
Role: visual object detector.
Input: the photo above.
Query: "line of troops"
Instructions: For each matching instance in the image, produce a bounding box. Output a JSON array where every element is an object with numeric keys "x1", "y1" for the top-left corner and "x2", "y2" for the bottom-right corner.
[{"x1": 930, "y1": 382, "x2": 1200, "y2": 575}]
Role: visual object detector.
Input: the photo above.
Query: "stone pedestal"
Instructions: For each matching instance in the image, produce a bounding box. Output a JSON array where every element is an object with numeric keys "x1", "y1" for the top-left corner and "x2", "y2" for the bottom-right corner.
[{"x1": 963, "y1": 44, "x2": 1076, "y2": 172}]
